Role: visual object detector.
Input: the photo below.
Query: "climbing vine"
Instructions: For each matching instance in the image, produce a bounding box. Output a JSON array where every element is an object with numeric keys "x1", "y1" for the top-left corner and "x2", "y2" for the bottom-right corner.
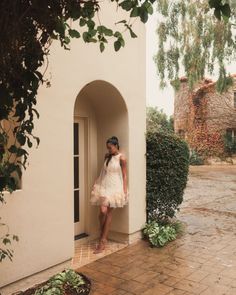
[
  {"x1": 178, "y1": 79, "x2": 226, "y2": 158},
  {"x1": 155, "y1": 0, "x2": 236, "y2": 92}
]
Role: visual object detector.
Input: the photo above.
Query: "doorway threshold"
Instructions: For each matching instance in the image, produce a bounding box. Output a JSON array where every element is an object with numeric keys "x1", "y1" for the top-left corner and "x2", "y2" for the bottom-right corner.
[{"x1": 74, "y1": 233, "x2": 89, "y2": 240}]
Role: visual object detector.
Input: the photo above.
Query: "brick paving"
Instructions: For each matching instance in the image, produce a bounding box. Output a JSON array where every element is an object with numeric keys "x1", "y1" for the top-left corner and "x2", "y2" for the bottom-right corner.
[{"x1": 77, "y1": 166, "x2": 236, "y2": 295}]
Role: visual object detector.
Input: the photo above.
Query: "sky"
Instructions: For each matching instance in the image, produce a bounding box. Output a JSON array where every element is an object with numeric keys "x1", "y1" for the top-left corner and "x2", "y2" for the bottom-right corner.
[{"x1": 146, "y1": 13, "x2": 174, "y2": 117}]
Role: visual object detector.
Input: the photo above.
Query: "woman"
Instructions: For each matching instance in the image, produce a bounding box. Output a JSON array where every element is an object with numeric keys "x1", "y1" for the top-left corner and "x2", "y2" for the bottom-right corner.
[{"x1": 90, "y1": 136, "x2": 128, "y2": 253}]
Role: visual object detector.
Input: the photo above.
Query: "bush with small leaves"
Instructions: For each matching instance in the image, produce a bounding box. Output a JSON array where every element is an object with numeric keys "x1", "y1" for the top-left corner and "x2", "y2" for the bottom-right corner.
[{"x1": 146, "y1": 131, "x2": 189, "y2": 222}]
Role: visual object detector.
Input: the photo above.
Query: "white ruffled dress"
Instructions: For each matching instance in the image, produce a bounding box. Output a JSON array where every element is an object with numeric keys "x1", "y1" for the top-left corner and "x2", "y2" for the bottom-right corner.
[{"x1": 90, "y1": 153, "x2": 128, "y2": 208}]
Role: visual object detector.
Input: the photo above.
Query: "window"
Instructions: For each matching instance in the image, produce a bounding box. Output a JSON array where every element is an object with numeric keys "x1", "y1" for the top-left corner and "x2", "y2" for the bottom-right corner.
[
  {"x1": 225, "y1": 128, "x2": 236, "y2": 154},
  {"x1": 73, "y1": 122, "x2": 80, "y2": 223},
  {"x1": 226, "y1": 128, "x2": 236, "y2": 142}
]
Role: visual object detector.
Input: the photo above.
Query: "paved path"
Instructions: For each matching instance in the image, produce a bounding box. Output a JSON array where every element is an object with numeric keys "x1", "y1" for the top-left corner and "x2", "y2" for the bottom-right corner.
[{"x1": 77, "y1": 165, "x2": 236, "y2": 295}]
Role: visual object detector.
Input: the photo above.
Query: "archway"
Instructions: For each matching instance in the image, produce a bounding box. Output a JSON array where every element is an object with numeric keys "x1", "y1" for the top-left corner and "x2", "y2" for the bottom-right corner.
[{"x1": 73, "y1": 80, "x2": 129, "y2": 241}]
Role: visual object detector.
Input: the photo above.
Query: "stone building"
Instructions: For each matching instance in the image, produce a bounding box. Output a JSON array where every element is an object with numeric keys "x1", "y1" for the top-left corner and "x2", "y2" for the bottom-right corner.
[{"x1": 174, "y1": 76, "x2": 236, "y2": 156}]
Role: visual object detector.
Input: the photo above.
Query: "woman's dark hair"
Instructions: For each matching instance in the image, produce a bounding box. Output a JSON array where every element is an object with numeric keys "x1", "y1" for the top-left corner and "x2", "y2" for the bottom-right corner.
[
  {"x1": 106, "y1": 136, "x2": 120, "y2": 150},
  {"x1": 105, "y1": 136, "x2": 120, "y2": 166}
]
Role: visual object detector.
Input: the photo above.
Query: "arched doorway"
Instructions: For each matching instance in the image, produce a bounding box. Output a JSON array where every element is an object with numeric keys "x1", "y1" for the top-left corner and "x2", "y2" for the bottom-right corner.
[{"x1": 73, "y1": 80, "x2": 129, "y2": 241}]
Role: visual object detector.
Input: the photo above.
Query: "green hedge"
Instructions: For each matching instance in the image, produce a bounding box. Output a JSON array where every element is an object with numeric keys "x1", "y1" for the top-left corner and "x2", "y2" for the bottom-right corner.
[{"x1": 146, "y1": 131, "x2": 190, "y2": 222}]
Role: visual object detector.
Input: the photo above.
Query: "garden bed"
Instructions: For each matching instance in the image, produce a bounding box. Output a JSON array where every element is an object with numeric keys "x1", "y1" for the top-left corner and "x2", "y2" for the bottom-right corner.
[{"x1": 13, "y1": 269, "x2": 91, "y2": 295}]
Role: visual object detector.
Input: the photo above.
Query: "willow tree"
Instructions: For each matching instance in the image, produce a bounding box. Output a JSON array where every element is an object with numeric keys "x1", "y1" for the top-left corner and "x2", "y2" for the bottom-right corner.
[{"x1": 155, "y1": 0, "x2": 236, "y2": 92}]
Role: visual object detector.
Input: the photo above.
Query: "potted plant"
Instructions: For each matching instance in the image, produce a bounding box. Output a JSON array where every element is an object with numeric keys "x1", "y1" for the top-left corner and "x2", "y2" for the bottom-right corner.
[{"x1": 13, "y1": 269, "x2": 91, "y2": 295}]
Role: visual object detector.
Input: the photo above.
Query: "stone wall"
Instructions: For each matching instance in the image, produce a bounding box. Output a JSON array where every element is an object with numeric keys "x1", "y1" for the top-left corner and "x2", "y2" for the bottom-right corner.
[
  {"x1": 174, "y1": 80, "x2": 191, "y2": 134},
  {"x1": 206, "y1": 82, "x2": 236, "y2": 133},
  {"x1": 174, "y1": 77, "x2": 236, "y2": 156}
]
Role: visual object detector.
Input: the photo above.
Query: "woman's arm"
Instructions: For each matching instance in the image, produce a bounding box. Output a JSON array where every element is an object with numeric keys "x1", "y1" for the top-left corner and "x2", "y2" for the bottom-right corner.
[
  {"x1": 93, "y1": 154, "x2": 108, "y2": 186},
  {"x1": 120, "y1": 155, "x2": 127, "y2": 195}
]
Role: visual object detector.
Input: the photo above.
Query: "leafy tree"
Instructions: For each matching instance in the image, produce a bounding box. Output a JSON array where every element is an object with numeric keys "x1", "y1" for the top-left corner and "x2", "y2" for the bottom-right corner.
[
  {"x1": 155, "y1": 0, "x2": 235, "y2": 92},
  {"x1": 146, "y1": 107, "x2": 174, "y2": 133}
]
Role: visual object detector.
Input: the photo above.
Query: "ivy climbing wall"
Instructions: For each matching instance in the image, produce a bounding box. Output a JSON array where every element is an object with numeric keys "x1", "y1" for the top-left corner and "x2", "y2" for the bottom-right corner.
[{"x1": 174, "y1": 76, "x2": 236, "y2": 158}]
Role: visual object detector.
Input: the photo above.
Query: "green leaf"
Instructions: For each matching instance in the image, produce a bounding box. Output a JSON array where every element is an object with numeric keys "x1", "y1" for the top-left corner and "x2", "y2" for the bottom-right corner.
[
  {"x1": 8, "y1": 145, "x2": 18, "y2": 154},
  {"x1": 32, "y1": 108, "x2": 40, "y2": 119},
  {"x1": 140, "y1": 10, "x2": 149, "y2": 23},
  {"x1": 97, "y1": 25, "x2": 105, "y2": 34},
  {"x1": 104, "y1": 28, "x2": 113, "y2": 36},
  {"x1": 82, "y1": 32, "x2": 90, "y2": 42},
  {"x1": 27, "y1": 138, "x2": 33, "y2": 148},
  {"x1": 214, "y1": 8, "x2": 221, "y2": 20},
  {"x1": 55, "y1": 19, "x2": 66, "y2": 36},
  {"x1": 114, "y1": 31, "x2": 122, "y2": 38},
  {"x1": 64, "y1": 37, "x2": 70, "y2": 44},
  {"x1": 119, "y1": 37, "x2": 125, "y2": 47},
  {"x1": 100, "y1": 42, "x2": 105, "y2": 52},
  {"x1": 130, "y1": 7, "x2": 140, "y2": 17},
  {"x1": 3, "y1": 238, "x2": 11, "y2": 245},
  {"x1": 119, "y1": 0, "x2": 133, "y2": 11},
  {"x1": 127, "y1": 26, "x2": 138, "y2": 38},
  {"x1": 17, "y1": 148, "x2": 28, "y2": 157},
  {"x1": 68, "y1": 29, "x2": 81, "y2": 38},
  {"x1": 87, "y1": 19, "x2": 95, "y2": 29},
  {"x1": 33, "y1": 136, "x2": 40, "y2": 146},
  {"x1": 79, "y1": 18, "x2": 86, "y2": 27},
  {"x1": 221, "y1": 4, "x2": 231, "y2": 18},
  {"x1": 16, "y1": 134, "x2": 26, "y2": 146},
  {"x1": 89, "y1": 29, "x2": 97, "y2": 37},
  {"x1": 101, "y1": 36, "x2": 108, "y2": 43},
  {"x1": 208, "y1": 0, "x2": 222, "y2": 9},
  {"x1": 35, "y1": 71, "x2": 43, "y2": 80},
  {"x1": 144, "y1": 2, "x2": 153, "y2": 14},
  {"x1": 130, "y1": 30, "x2": 137, "y2": 38},
  {"x1": 89, "y1": 38, "x2": 97, "y2": 43},
  {"x1": 114, "y1": 40, "x2": 121, "y2": 51}
]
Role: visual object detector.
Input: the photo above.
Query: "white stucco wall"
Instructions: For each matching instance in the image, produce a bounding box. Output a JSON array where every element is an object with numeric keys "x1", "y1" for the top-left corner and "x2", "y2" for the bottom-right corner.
[{"x1": 0, "y1": 5, "x2": 146, "y2": 287}]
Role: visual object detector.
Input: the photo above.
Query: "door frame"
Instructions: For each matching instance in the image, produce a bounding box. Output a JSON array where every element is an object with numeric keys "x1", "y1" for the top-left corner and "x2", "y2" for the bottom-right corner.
[{"x1": 73, "y1": 115, "x2": 89, "y2": 237}]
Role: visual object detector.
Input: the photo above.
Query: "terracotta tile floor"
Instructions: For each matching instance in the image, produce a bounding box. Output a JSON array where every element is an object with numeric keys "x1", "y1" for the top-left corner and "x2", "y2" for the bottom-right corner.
[
  {"x1": 72, "y1": 239, "x2": 128, "y2": 269},
  {"x1": 75, "y1": 166, "x2": 236, "y2": 295},
  {"x1": 77, "y1": 228, "x2": 236, "y2": 295}
]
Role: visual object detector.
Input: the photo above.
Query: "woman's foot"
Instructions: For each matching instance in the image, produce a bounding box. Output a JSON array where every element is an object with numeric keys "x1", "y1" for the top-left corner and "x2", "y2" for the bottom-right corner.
[{"x1": 93, "y1": 238, "x2": 107, "y2": 254}]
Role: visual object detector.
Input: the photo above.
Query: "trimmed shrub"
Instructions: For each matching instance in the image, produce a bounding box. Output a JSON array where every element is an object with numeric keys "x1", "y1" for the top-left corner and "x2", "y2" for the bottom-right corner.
[{"x1": 146, "y1": 131, "x2": 190, "y2": 222}]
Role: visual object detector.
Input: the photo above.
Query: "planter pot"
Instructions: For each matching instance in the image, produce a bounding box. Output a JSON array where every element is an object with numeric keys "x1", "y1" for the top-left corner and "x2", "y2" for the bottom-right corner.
[{"x1": 13, "y1": 271, "x2": 91, "y2": 295}]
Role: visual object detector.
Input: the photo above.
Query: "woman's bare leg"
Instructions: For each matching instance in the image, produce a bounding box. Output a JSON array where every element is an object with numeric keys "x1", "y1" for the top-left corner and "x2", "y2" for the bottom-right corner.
[
  {"x1": 99, "y1": 206, "x2": 108, "y2": 237},
  {"x1": 94, "y1": 206, "x2": 107, "y2": 253},
  {"x1": 94, "y1": 207, "x2": 113, "y2": 254},
  {"x1": 101, "y1": 207, "x2": 113, "y2": 241}
]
